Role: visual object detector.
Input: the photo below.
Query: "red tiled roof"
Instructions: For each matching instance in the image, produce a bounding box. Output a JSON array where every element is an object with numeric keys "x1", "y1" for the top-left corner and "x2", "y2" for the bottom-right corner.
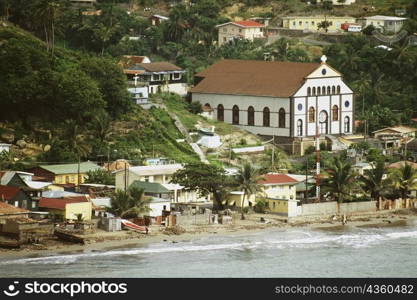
[
  {"x1": 191, "y1": 59, "x2": 320, "y2": 98},
  {"x1": 0, "y1": 185, "x2": 20, "y2": 201},
  {"x1": 39, "y1": 196, "x2": 89, "y2": 210},
  {"x1": 0, "y1": 201, "x2": 28, "y2": 215},
  {"x1": 232, "y1": 20, "x2": 264, "y2": 27},
  {"x1": 258, "y1": 174, "x2": 298, "y2": 185}
]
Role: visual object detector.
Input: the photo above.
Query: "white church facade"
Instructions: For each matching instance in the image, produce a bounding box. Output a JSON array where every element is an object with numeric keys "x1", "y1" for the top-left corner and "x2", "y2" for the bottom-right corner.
[{"x1": 190, "y1": 57, "x2": 354, "y2": 154}]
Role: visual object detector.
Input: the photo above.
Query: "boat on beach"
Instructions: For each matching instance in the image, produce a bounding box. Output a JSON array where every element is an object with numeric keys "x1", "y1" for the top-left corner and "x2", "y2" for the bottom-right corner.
[{"x1": 121, "y1": 219, "x2": 148, "y2": 234}]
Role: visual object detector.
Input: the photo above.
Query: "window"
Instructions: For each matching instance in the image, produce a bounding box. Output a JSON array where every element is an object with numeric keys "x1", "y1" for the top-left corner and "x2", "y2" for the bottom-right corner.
[
  {"x1": 173, "y1": 73, "x2": 181, "y2": 80},
  {"x1": 337, "y1": 85, "x2": 341, "y2": 94},
  {"x1": 293, "y1": 21, "x2": 296, "y2": 26},
  {"x1": 332, "y1": 105, "x2": 339, "y2": 121},
  {"x1": 239, "y1": 29, "x2": 242, "y2": 33},
  {"x1": 223, "y1": 37, "x2": 226, "y2": 42},
  {"x1": 247, "y1": 106, "x2": 255, "y2": 126},
  {"x1": 217, "y1": 104, "x2": 224, "y2": 121},
  {"x1": 308, "y1": 107, "x2": 315, "y2": 123},
  {"x1": 344, "y1": 116, "x2": 350, "y2": 133},
  {"x1": 273, "y1": 202, "x2": 276, "y2": 209},
  {"x1": 297, "y1": 119, "x2": 303, "y2": 136},
  {"x1": 312, "y1": 87, "x2": 316, "y2": 96},
  {"x1": 279, "y1": 108, "x2": 286, "y2": 128},
  {"x1": 322, "y1": 86, "x2": 326, "y2": 95},
  {"x1": 332, "y1": 86, "x2": 335, "y2": 94},
  {"x1": 263, "y1": 107, "x2": 270, "y2": 127},
  {"x1": 327, "y1": 86, "x2": 331, "y2": 95},
  {"x1": 312, "y1": 21, "x2": 315, "y2": 25},
  {"x1": 307, "y1": 87, "x2": 311, "y2": 96},
  {"x1": 317, "y1": 87, "x2": 321, "y2": 95},
  {"x1": 144, "y1": 176, "x2": 150, "y2": 182},
  {"x1": 232, "y1": 105, "x2": 239, "y2": 125},
  {"x1": 299, "y1": 21, "x2": 302, "y2": 25},
  {"x1": 32, "y1": 201, "x2": 37, "y2": 209},
  {"x1": 14, "y1": 201, "x2": 18, "y2": 207}
]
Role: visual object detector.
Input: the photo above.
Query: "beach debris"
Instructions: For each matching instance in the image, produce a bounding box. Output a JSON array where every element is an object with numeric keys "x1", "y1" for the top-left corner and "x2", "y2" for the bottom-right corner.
[{"x1": 163, "y1": 226, "x2": 186, "y2": 235}]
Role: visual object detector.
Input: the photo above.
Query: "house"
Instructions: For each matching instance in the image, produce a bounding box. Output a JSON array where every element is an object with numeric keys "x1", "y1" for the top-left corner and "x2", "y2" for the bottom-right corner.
[
  {"x1": 0, "y1": 217, "x2": 53, "y2": 246},
  {"x1": 0, "y1": 185, "x2": 38, "y2": 211},
  {"x1": 191, "y1": 56, "x2": 354, "y2": 155},
  {"x1": 38, "y1": 197, "x2": 92, "y2": 221},
  {"x1": 0, "y1": 143, "x2": 11, "y2": 153},
  {"x1": 103, "y1": 159, "x2": 131, "y2": 172},
  {"x1": 373, "y1": 126, "x2": 416, "y2": 150},
  {"x1": 29, "y1": 162, "x2": 103, "y2": 185},
  {"x1": 118, "y1": 56, "x2": 187, "y2": 97},
  {"x1": 216, "y1": 20, "x2": 264, "y2": 46},
  {"x1": 114, "y1": 165, "x2": 207, "y2": 203},
  {"x1": 258, "y1": 173, "x2": 298, "y2": 200},
  {"x1": 357, "y1": 15, "x2": 407, "y2": 33},
  {"x1": 315, "y1": 0, "x2": 356, "y2": 5},
  {"x1": 149, "y1": 15, "x2": 169, "y2": 26},
  {"x1": 282, "y1": 16, "x2": 356, "y2": 32},
  {"x1": 352, "y1": 162, "x2": 374, "y2": 176},
  {"x1": 148, "y1": 197, "x2": 171, "y2": 218}
]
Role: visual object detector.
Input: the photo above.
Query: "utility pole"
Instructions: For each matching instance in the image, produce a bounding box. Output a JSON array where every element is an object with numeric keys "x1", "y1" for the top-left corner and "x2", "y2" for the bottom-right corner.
[
  {"x1": 271, "y1": 134, "x2": 275, "y2": 167},
  {"x1": 305, "y1": 157, "x2": 308, "y2": 201},
  {"x1": 316, "y1": 125, "x2": 321, "y2": 202},
  {"x1": 124, "y1": 161, "x2": 127, "y2": 191}
]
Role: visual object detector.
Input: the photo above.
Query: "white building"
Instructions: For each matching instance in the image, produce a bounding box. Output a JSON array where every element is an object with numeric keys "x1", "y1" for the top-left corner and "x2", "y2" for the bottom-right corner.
[
  {"x1": 191, "y1": 56, "x2": 354, "y2": 154},
  {"x1": 357, "y1": 15, "x2": 407, "y2": 33},
  {"x1": 216, "y1": 20, "x2": 264, "y2": 46},
  {"x1": 0, "y1": 143, "x2": 11, "y2": 153},
  {"x1": 315, "y1": 0, "x2": 356, "y2": 5}
]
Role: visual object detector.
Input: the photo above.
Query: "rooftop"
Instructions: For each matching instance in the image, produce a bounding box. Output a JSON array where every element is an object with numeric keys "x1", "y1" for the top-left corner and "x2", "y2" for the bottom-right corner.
[
  {"x1": 373, "y1": 126, "x2": 416, "y2": 134},
  {"x1": 192, "y1": 59, "x2": 320, "y2": 98},
  {"x1": 114, "y1": 164, "x2": 182, "y2": 176},
  {"x1": 362, "y1": 15, "x2": 407, "y2": 21},
  {"x1": 0, "y1": 201, "x2": 28, "y2": 215},
  {"x1": 258, "y1": 173, "x2": 299, "y2": 185},
  {"x1": 216, "y1": 20, "x2": 264, "y2": 28},
  {"x1": 38, "y1": 196, "x2": 90, "y2": 210},
  {"x1": 0, "y1": 185, "x2": 20, "y2": 201},
  {"x1": 130, "y1": 181, "x2": 171, "y2": 194},
  {"x1": 37, "y1": 162, "x2": 102, "y2": 175}
]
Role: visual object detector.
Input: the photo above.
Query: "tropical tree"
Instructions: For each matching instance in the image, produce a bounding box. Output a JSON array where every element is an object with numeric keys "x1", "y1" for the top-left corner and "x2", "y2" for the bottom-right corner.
[
  {"x1": 235, "y1": 163, "x2": 263, "y2": 220},
  {"x1": 317, "y1": 20, "x2": 331, "y2": 33},
  {"x1": 85, "y1": 169, "x2": 115, "y2": 185},
  {"x1": 387, "y1": 163, "x2": 417, "y2": 200},
  {"x1": 359, "y1": 159, "x2": 387, "y2": 202},
  {"x1": 109, "y1": 186, "x2": 151, "y2": 218},
  {"x1": 170, "y1": 163, "x2": 233, "y2": 209},
  {"x1": 321, "y1": 155, "x2": 357, "y2": 203}
]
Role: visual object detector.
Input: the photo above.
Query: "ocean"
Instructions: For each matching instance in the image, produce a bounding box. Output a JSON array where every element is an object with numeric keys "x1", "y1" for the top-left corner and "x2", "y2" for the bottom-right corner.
[{"x1": 1, "y1": 221, "x2": 417, "y2": 278}]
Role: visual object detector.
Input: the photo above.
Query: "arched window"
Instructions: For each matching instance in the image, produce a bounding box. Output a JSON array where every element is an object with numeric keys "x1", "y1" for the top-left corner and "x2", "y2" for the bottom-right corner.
[
  {"x1": 344, "y1": 116, "x2": 350, "y2": 133},
  {"x1": 317, "y1": 87, "x2": 321, "y2": 96},
  {"x1": 297, "y1": 119, "x2": 303, "y2": 136},
  {"x1": 327, "y1": 86, "x2": 331, "y2": 95},
  {"x1": 307, "y1": 87, "x2": 311, "y2": 96},
  {"x1": 322, "y1": 86, "x2": 326, "y2": 95},
  {"x1": 217, "y1": 104, "x2": 224, "y2": 122},
  {"x1": 247, "y1": 106, "x2": 255, "y2": 126},
  {"x1": 308, "y1": 107, "x2": 315, "y2": 123},
  {"x1": 279, "y1": 108, "x2": 286, "y2": 128},
  {"x1": 337, "y1": 85, "x2": 341, "y2": 94},
  {"x1": 232, "y1": 105, "x2": 239, "y2": 125},
  {"x1": 263, "y1": 107, "x2": 270, "y2": 127},
  {"x1": 332, "y1": 86, "x2": 336, "y2": 94},
  {"x1": 312, "y1": 87, "x2": 316, "y2": 96},
  {"x1": 332, "y1": 105, "x2": 339, "y2": 121}
]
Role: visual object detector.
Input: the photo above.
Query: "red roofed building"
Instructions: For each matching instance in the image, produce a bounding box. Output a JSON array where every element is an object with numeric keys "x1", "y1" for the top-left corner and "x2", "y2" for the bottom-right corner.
[
  {"x1": 216, "y1": 20, "x2": 265, "y2": 46},
  {"x1": 0, "y1": 185, "x2": 37, "y2": 211},
  {"x1": 38, "y1": 196, "x2": 92, "y2": 221},
  {"x1": 257, "y1": 173, "x2": 298, "y2": 200}
]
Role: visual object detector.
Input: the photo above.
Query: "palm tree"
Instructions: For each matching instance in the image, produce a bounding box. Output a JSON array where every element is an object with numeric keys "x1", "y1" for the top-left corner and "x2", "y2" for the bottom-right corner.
[
  {"x1": 360, "y1": 160, "x2": 386, "y2": 202},
  {"x1": 321, "y1": 156, "x2": 357, "y2": 203},
  {"x1": 32, "y1": 0, "x2": 61, "y2": 55},
  {"x1": 387, "y1": 163, "x2": 417, "y2": 200},
  {"x1": 235, "y1": 164, "x2": 263, "y2": 220},
  {"x1": 109, "y1": 186, "x2": 151, "y2": 218}
]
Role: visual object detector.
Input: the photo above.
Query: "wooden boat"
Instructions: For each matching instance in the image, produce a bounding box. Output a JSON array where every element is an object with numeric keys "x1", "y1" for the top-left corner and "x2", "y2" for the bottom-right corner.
[{"x1": 121, "y1": 219, "x2": 148, "y2": 234}]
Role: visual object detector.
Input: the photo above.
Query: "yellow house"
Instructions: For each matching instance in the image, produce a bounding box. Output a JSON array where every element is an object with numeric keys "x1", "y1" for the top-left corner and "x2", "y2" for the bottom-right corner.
[
  {"x1": 31, "y1": 162, "x2": 103, "y2": 185},
  {"x1": 39, "y1": 197, "x2": 92, "y2": 221},
  {"x1": 265, "y1": 198, "x2": 299, "y2": 217},
  {"x1": 282, "y1": 16, "x2": 356, "y2": 32}
]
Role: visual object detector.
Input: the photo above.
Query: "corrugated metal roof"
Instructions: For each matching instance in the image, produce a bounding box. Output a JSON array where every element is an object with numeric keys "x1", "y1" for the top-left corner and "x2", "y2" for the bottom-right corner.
[
  {"x1": 130, "y1": 181, "x2": 171, "y2": 194},
  {"x1": 38, "y1": 162, "x2": 102, "y2": 175}
]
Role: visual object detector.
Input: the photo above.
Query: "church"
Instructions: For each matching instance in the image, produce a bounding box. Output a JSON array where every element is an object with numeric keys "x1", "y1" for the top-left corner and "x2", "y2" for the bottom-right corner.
[{"x1": 190, "y1": 56, "x2": 354, "y2": 154}]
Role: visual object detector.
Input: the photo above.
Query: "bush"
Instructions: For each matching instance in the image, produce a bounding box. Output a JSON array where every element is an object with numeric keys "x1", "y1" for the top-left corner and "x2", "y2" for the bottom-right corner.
[
  {"x1": 188, "y1": 101, "x2": 202, "y2": 114},
  {"x1": 254, "y1": 199, "x2": 268, "y2": 213}
]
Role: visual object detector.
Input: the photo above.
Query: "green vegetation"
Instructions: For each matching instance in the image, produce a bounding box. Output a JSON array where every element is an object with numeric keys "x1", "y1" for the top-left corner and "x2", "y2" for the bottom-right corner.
[
  {"x1": 85, "y1": 169, "x2": 115, "y2": 185},
  {"x1": 109, "y1": 185, "x2": 151, "y2": 218}
]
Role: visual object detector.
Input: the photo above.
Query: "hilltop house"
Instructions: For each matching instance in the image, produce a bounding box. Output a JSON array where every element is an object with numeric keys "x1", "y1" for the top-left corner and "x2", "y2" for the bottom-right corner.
[
  {"x1": 216, "y1": 20, "x2": 264, "y2": 46},
  {"x1": 357, "y1": 15, "x2": 407, "y2": 33},
  {"x1": 282, "y1": 16, "x2": 356, "y2": 32},
  {"x1": 373, "y1": 126, "x2": 416, "y2": 150},
  {"x1": 114, "y1": 164, "x2": 208, "y2": 203},
  {"x1": 0, "y1": 143, "x2": 11, "y2": 153},
  {"x1": 315, "y1": 0, "x2": 356, "y2": 5},
  {"x1": 118, "y1": 56, "x2": 187, "y2": 99},
  {"x1": 29, "y1": 162, "x2": 102, "y2": 185},
  {"x1": 191, "y1": 56, "x2": 354, "y2": 154}
]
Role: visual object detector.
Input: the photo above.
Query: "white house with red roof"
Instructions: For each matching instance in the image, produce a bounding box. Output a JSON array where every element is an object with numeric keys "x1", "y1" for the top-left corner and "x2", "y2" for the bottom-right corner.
[
  {"x1": 258, "y1": 173, "x2": 298, "y2": 200},
  {"x1": 216, "y1": 20, "x2": 264, "y2": 46}
]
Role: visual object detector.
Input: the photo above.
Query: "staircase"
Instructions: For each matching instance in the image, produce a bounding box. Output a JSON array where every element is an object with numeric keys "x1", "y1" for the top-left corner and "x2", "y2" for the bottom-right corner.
[{"x1": 325, "y1": 135, "x2": 348, "y2": 151}]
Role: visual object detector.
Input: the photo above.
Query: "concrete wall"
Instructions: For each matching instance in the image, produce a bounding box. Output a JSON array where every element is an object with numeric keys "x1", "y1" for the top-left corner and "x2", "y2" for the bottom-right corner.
[
  {"x1": 301, "y1": 201, "x2": 338, "y2": 216},
  {"x1": 339, "y1": 201, "x2": 377, "y2": 214},
  {"x1": 175, "y1": 213, "x2": 211, "y2": 226},
  {"x1": 299, "y1": 201, "x2": 377, "y2": 216}
]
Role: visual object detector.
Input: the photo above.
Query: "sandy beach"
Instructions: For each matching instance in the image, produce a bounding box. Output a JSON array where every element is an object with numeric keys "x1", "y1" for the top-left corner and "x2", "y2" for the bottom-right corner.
[{"x1": 1, "y1": 209, "x2": 416, "y2": 261}]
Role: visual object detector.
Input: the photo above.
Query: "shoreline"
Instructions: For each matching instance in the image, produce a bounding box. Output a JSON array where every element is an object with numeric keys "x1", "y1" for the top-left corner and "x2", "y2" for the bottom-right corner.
[{"x1": 1, "y1": 210, "x2": 416, "y2": 261}]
